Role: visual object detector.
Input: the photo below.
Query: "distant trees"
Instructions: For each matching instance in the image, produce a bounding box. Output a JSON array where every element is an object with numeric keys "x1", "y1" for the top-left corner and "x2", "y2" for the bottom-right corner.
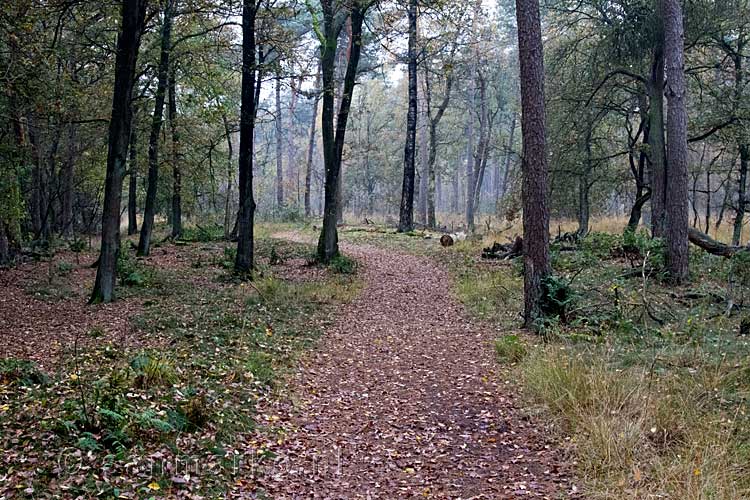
[
  {"x1": 90, "y1": 0, "x2": 148, "y2": 303},
  {"x1": 515, "y1": 0, "x2": 550, "y2": 325}
]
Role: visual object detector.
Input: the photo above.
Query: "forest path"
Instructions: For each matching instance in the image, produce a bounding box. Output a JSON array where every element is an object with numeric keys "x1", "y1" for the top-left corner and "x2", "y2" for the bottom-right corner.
[{"x1": 250, "y1": 232, "x2": 575, "y2": 498}]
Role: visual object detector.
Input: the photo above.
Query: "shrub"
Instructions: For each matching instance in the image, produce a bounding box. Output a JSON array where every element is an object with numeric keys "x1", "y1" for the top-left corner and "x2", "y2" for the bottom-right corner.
[
  {"x1": 180, "y1": 224, "x2": 224, "y2": 242},
  {"x1": 541, "y1": 274, "x2": 576, "y2": 322},
  {"x1": 117, "y1": 251, "x2": 146, "y2": 286},
  {"x1": 329, "y1": 253, "x2": 357, "y2": 274}
]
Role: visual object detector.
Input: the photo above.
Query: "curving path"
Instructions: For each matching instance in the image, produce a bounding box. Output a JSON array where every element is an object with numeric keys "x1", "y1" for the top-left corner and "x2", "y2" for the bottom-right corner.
[{"x1": 247, "y1": 235, "x2": 576, "y2": 499}]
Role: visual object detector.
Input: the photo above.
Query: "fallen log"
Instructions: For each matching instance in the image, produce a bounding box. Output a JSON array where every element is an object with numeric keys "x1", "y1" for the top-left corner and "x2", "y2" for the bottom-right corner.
[
  {"x1": 482, "y1": 236, "x2": 523, "y2": 260},
  {"x1": 688, "y1": 228, "x2": 749, "y2": 257}
]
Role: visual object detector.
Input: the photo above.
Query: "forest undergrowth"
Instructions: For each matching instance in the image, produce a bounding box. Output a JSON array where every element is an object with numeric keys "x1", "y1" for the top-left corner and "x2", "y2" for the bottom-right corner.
[
  {"x1": 338, "y1": 220, "x2": 750, "y2": 499},
  {"x1": 0, "y1": 223, "x2": 360, "y2": 497}
]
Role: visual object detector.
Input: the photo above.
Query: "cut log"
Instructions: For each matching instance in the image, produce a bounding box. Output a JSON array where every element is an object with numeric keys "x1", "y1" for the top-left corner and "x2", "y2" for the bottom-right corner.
[
  {"x1": 440, "y1": 232, "x2": 467, "y2": 247},
  {"x1": 688, "y1": 228, "x2": 748, "y2": 257}
]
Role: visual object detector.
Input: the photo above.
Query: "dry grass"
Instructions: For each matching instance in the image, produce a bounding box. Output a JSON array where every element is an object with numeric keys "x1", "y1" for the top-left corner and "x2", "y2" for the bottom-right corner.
[{"x1": 523, "y1": 346, "x2": 750, "y2": 499}]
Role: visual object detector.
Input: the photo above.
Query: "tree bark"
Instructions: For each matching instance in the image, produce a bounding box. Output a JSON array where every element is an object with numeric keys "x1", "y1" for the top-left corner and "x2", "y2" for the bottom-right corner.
[
  {"x1": 275, "y1": 75, "x2": 284, "y2": 210},
  {"x1": 689, "y1": 227, "x2": 747, "y2": 257},
  {"x1": 577, "y1": 124, "x2": 592, "y2": 236},
  {"x1": 423, "y1": 60, "x2": 454, "y2": 228},
  {"x1": 664, "y1": 0, "x2": 690, "y2": 283},
  {"x1": 305, "y1": 65, "x2": 321, "y2": 218},
  {"x1": 317, "y1": 2, "x2": 366, "y2": 262},
  {"x1": 516, "y1": 0, "x2": 551, "y2": 327},
  {"x1": 90, "y1": 0, "x2": 147, "y2": 303},
  {"x1": 235, "y1": 0, "x2": 259, "y2": 274},
  {"x1": 649, "y1": 1, "x2": 667, "y2": 238},
  {"x1": 223, "y1": 113, "x2": 234, "y2": 239},
  {"x1": 733, "y1": 144, "x2": 748, "y2": 245},
  {"x1": 499, "y1": 114, "x2": 516, "y2": 203},
  {"x1": 627, "y1": 98, "x2": 649, "y2": 232},
  {"x1": 398, "y1": 0, "x2": 418, "y2": 233},
  {"x1": 127, "y1": 115, "x2": 139, "y2": 236},
  {"x1": 138, "y1": 0, "x2": 174, "y2": 256},
  {"x1": 169, "y1": 68, "x2": 182, "y2": 239}
]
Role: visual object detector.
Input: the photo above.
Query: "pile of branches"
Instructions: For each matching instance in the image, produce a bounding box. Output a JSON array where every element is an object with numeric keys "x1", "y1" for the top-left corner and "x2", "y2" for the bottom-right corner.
[{"x1": 481, "y1": 236, "x2": 523, "y2": 260}]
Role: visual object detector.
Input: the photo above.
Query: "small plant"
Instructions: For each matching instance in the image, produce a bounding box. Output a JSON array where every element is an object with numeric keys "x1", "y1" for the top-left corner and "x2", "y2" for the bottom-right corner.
[
  {"x1": 56, "y1": 261, "x2": 74, "y2": 276},
  {"x1": 494, "y1": 334, "x2": 528, "y2": 363},
  {"x1": 88, "y1": 325, "x2": 105, "y2": 338},
  {"x1": 130, "y1": 354, "x2": 177, "y2": 389},
  {"x1": 117, "y1": 251, "x2": 146, "y2": 286},
  {"x1": 328, "y1": 253, "x2": 357, "y2": 274},
  {"x1": 541, "y1": 274, "x2": 576, "y2": 322},
  {"x1": 246, "y1": 351, "x2": 275, "y2": 387},
  {"x1": 0, "y1": 358, "x2": 49, "y2": 386}
]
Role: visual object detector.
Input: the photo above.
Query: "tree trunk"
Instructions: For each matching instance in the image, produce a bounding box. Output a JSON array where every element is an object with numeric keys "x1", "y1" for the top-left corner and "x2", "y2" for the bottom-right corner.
[
  {"x1": 137, "y1": 0, "x2": 174, "y2": 257},
  {"x1": 235, "y1": 0, "x2": 258, "y2": 274},
  {"x1": 649, "y1": 2, "x2": 667, "y2": 238},
  {"x1": 305, "y1": 66, "x2": 321, "y2": 218},
  {"x1": 90, "y1": 0, "x2": 147, "y2": 303},
  {"x1": 398, "y1": 0, "x2": 418, "y2": 233},
  {"x1": 689, "y1": 227, "x2": 747, "y2": 257},
  {"x1": 288, "y1": 77, "x2": 301, "y2": 205},
  {"x1": 59, "y1": 123, "x2": 76, "y2": 237},
  {"x1": 169, "y1": 68, "x2": 182, "y2": 239},
  {"x1": 733, "y1": 144, "x2": 749, "y2": 245},
  {"x1": 705, "y1": 168, "x2": 711, "y2": 234},
  {"x1": 223, "y1": 114, "x2": 234, "y2": 239},
  {"x1": 318, "y1": 2, "x2": 366, "y2": 262},
  {"x1": 516, "y1": 0, "x2": 551, "y2": 327},
  {"x1": 627, "y1": 99, "x2": 650, "y2": 232},
  {"x1": 275, "y1": 75, "x2": 284, "y2": 210},
  {"x1": 577, "y1": 126, "x2": 592, "y2": 236},
  {"x1": 127, "y1": 116, "x2": 139, "y2": 235},
  {"x1": 472, "y1": 74, "x2": 490, "y2": 216},
  {"x1": 423, "y1": 61, "x2": 454, "y2": 229},
  {"x1": 663, "y1": 0, "x2": 690, "y2": 283},
  {"x1": 499, "y1": 114, "x2": 516, "y2": 203},
  {"x1": 418, "y1": 88, "x2": 428, "y2": 225}
]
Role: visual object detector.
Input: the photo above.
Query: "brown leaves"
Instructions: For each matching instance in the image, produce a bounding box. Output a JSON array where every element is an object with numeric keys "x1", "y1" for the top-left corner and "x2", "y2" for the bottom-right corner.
[{"x1": 246, "y1": 238, "x2": 578, "y2": 498}]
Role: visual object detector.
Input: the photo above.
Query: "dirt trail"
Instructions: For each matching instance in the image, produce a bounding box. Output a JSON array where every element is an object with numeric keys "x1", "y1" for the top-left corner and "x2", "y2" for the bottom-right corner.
[{"x1": 249, "y1": 233, "x2": 576, "y2": 498}]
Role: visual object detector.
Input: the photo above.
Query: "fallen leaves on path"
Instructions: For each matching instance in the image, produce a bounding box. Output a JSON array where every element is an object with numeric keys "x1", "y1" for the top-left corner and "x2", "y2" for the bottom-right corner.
[{"x1": 242, "y1": 236, "x2": 577, "y2": 498}]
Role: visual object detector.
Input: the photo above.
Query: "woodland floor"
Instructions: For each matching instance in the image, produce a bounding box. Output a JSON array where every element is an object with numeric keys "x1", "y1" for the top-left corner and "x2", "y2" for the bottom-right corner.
[
  {"x1": 0, "y1": 226, "x2": 577, "y2": 499},
  {"x1": 247, "y1": 231, "x2": 576, "y2": 498}
]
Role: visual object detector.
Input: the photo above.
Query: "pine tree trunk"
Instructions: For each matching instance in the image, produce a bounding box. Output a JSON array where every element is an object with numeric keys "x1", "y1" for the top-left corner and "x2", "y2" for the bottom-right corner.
[
  {"x1": 649, "y1": 1, "x2": 667, "y2": 238},
  {"x1": 663, "y1": 0, "x2": 690, "y2": 283},
  {"x1": 137, "y1": 0, "x2": 174, "y2": 257},
  {"x1": 516, "y1": 0, "x2": 551, "y2": 327},
  {"x1": 90, "y1": 0, "x2": 147, "y2": 303}
]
